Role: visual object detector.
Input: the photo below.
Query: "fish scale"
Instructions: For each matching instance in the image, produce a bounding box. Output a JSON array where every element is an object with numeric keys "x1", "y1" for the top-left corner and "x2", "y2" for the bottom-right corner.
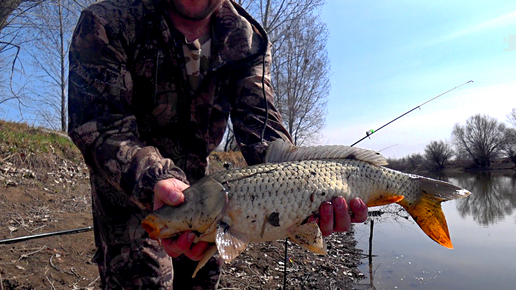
[{"x1": 208, "y1": 158, "x2": 416, "y2": 242}]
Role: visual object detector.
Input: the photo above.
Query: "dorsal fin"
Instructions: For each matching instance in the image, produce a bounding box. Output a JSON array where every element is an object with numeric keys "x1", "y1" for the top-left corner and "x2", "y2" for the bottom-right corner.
[{"x1": 265, "y1": 139, "x2": 388, "y2": 166}]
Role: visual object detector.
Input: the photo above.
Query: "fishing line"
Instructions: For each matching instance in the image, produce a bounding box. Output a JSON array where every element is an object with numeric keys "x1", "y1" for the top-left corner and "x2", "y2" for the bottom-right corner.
[
  {"x1": 378, "y1": 144, "x2": 398, "y2": 152},
  {"x1": 350, "y1": 80, "x2": 473, "y2": 147},
  {"x1": 256, "y1": 47, "x2": 289, "y2": 288},
  {"x1": 260, "y1": 53, "x2": 270, "y2": 143},
  {"x1": 284, "y1": 238, "x2": 288, "y2": 289},
  {"x1": 472, "y1": 80, "x2": 516, "y2": 85},
  {"x1": 259, "y1": 47, "x2": 289, "y2": 290}
]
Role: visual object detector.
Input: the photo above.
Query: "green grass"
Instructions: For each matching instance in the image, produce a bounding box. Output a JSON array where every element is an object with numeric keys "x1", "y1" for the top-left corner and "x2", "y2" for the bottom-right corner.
[{"x1": 0, "y1": 120, "x2": 82, "y2": 161}]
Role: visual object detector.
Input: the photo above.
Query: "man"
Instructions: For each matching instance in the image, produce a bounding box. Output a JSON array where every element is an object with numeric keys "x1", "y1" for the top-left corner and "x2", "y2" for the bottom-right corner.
[{"x1": 68, "y1": 0, "x2": 368, "y2": 288}]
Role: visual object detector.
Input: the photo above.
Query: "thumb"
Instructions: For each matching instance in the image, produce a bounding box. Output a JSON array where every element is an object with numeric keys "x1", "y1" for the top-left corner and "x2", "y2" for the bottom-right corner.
[{"x1": 153, "y1": 179, "x2": 187, "y2": 209}]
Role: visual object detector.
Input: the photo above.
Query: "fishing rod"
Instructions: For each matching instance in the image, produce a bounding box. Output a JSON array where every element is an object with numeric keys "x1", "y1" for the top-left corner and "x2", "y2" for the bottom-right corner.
[
  {"x1": 350, "y1": 80, "x2": 473, "y2": 147},
  {"x1": 378, "y1": 144, "x2": 398, "y2": 152},
  {"x1": 0, "y1": 226, "x2": 93, "y2": 245}
]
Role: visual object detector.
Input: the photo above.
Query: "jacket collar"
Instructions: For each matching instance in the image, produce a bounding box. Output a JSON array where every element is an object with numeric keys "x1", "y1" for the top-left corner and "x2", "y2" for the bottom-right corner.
[{"x1": 147, "y1": 0, "x2": 268, "y2": 71}]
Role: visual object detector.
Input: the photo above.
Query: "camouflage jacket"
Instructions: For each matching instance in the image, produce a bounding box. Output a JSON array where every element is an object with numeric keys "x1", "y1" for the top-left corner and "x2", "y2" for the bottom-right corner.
[{"x1": 68, "y1": 0, "x2": 292, "y2": 213}]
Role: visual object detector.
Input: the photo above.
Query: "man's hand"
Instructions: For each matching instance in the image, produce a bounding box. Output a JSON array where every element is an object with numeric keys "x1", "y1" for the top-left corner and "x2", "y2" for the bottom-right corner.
[
  {"x1": 153, "y1": 178, "x2": 210, "y2": 261},
  {"x1": 308, "y1": 197, "x2": 368, "y2": 237}
]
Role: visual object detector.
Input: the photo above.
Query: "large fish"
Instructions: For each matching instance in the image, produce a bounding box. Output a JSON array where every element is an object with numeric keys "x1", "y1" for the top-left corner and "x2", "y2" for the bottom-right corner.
[{"x1": 142, "y1": 140, "x2": 471, "y2": 277}]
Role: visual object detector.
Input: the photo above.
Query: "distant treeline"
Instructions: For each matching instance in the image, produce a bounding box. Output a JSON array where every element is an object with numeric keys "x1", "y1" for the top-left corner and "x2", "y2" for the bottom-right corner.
[{"x1": 388, "y1": 110, "x2": 516, "y2": 172}]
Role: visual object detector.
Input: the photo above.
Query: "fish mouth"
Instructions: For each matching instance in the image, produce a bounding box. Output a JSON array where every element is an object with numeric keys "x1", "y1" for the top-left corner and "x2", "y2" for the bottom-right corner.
[{"x1": 142, "y1": 215, "x2": 166, "y2": 240}]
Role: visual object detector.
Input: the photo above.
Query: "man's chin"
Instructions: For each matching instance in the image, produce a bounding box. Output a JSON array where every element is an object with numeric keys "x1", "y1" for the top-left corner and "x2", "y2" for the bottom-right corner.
[{"x1": 169, "y1": 0, "x2": 223, "y2": 21}]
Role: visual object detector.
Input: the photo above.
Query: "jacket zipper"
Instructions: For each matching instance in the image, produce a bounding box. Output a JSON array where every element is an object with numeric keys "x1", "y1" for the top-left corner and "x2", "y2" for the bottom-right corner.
[{"x1": 154, "y1": 49, "x2": 163, "y2": 103}]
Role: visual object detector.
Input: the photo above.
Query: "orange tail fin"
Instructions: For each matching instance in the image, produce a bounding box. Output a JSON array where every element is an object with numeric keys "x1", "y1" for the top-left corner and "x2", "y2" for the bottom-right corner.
[{"x1": 398, "y1": 177, "x2": 471, "y2": 249}]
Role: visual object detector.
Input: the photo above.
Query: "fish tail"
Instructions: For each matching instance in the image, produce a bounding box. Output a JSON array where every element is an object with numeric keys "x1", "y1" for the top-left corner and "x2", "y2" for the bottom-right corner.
[{"x1": 398, "y1": 177, "x2": 471, "y2": 249}]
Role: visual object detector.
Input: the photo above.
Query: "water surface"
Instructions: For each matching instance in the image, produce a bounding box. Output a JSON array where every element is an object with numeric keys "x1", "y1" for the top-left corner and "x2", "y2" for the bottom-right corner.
[{"x1": 354, "y1": 172, "x2": 516, "y2": 290}]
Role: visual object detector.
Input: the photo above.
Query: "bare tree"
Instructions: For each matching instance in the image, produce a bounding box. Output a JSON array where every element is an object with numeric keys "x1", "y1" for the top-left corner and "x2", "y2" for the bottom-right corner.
[
  {"x1": 406, "y1": 153, "x2": 424, "y2": 171},
  {"x1": 0, "y1": 0, "x2": 41, "y2": 33},
  {"x1": 424, "y1": 140, "x2": 454, "y2": 171},
  {"x1": 25, "y1": 0, "x2": 68, "y2": 130},
  {"x1": 1, "y1": 0, "x2": 94, "y2": 128},
  {"x1": 507, "y1": 108, "x2": 516, "y2": 127},
  {"x1": 502, "y1": 128, "x2": 516, "y2": 165},
  {"x1": 238, "y1": 0, "x2": 325, "y2": 39},
  {"x1": 223, "y1": 118, "x2": 239, "y2": 152},
  {"x1": 233, "y1": 0, "x2": 329, "y2": 145},
  {"x1": 0, "y1": 0, "x2": 43, "y2": 113},
  {"x1": 503, "y1": 109, "x2": 516, "y2": 165},
  {"x1": 21, "y1": 0, "x2": 93, "y2": 131},
  {"x1": 452, "y1": 114, "x2": 508, "y2": 168},
  {"x1": 271, "y1": 13, "x2": 329, "y2": 145}
]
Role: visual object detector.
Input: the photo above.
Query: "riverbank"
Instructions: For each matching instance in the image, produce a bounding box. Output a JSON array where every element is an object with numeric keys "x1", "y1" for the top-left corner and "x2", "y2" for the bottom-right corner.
[{"x1": 387, "y1": 157, "x2": 516, "y2": 177}]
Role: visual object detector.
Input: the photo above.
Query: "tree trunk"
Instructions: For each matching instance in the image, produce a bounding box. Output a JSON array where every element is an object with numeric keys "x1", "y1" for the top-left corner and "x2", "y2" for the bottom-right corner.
[{"x1": 0, "y1": 0, "x2": 24, "y2": 32}]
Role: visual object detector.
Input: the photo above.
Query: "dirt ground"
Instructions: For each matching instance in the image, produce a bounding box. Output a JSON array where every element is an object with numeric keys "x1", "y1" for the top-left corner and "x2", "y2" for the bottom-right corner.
[{"x1": 0, "y1": 152, "x2": 365, "y2": 290}]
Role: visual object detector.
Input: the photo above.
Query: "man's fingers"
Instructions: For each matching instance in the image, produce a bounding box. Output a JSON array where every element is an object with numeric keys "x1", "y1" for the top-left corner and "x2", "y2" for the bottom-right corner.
[
  {"x1": 153, "y1": 179, "x2": 188, "y2": 209},
  {"x1": 319, "y1": 202, "x2": 334, "y2": 237},
  {"x1": 184, "y1": 241, "x2": 210, "y2": 261},
  {"x1": 332, "y1": 196, "x2": 351, "y2": 232},
  {"x1": 350, "y1": 197, "x2": 368, "y2": 223},
  {"x1": 306, "y1": 215, "x2": 319, "y2": 224},
  {"x1": 161, "y1": 231, "x2": 195, "y2": 258},
  {"x1": 161, "y1": 232, "x2": 209, "y2": 261}
]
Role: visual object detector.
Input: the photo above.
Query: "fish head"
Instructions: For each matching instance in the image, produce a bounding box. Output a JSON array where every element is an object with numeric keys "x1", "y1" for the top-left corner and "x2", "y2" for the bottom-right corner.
[{"x1": 142, "y1": 176, "x2": 228, "y2": 240}]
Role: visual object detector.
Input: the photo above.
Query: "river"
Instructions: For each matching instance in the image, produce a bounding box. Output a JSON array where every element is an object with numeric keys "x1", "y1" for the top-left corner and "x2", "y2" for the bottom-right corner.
[{"x1": 353, "y1": 172, "x2": 516, "y2": 290}]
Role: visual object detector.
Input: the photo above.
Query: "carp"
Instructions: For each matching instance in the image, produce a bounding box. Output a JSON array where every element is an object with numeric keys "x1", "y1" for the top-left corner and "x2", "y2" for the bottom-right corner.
[{"x1": 142, "y1": 139, "x2": 471, "y2": 277}]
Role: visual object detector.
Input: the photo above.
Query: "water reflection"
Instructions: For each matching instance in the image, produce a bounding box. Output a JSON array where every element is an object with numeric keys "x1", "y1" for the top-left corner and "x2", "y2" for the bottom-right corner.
[
  {"x1": 356, "y1": 207, "x2": 411, "y2": 290},
  {"x1": 451, "y1": 173, "x2": 516, "y2": 226},
  {"x1": 356, "y1": 172, "x2": 516, "y2": 289}
]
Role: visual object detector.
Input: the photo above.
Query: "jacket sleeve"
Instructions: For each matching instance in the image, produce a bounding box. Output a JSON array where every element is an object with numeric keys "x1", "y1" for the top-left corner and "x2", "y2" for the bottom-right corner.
[
  {"x1": 68, "y1": 8, "x2": 188, "y2": 210},
  {"x1": 230, "y1": 42, "x2": 293, "y2": 165}
]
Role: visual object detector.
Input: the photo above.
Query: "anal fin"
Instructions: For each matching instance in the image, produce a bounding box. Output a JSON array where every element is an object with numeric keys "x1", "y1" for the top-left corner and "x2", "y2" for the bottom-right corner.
[
  {"x1": 366, "y1": 195, "x2": 404, "y2": 207},
  {"x1": 288, "y1": 222, "x2": 327, "y2": 255}
]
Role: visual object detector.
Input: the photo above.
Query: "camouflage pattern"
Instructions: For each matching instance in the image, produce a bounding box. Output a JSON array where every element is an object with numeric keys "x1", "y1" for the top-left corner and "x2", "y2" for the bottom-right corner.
[
  {"x1": 182, "y1": 37, "x2": 211, "y2": 93},
  {"x1": 68, "y1": 0, "x2": 291, "y2": 288}
]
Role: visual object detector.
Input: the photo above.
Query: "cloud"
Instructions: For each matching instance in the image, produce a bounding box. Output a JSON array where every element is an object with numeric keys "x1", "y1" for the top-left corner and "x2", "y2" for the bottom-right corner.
[
  {"x1": 439, "y1": 10, "x2": 516, "y2": 42},
  {"x1": 408, "y1": 10, "x2": 516, "y2": 50}
]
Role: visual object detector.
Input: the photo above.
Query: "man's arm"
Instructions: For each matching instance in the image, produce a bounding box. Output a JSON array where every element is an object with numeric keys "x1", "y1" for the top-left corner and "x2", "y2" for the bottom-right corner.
[
  {"x1": 229, "y1": 42, "x2": 293, "y2": 164},
  {"x1": 68, "y1": 8, "x2": 187, "y2": 210}
]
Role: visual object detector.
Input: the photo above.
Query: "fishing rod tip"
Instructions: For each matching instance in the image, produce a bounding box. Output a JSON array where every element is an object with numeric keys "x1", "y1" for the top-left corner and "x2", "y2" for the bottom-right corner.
[{"x1": 468, "y1": 80, "x2": 473, "y2": 83}]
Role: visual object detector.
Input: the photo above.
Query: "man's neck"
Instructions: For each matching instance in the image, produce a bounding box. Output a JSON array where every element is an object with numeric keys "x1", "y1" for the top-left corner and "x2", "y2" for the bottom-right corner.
[{"x1": 168, "y1": 12, "x2": 211, "y2": 43}]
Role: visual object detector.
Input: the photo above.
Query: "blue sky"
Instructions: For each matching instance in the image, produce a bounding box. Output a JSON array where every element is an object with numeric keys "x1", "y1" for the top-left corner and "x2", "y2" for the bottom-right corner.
[{"x1": 320, "y1": 0, "x2": 516, "y2": 158}]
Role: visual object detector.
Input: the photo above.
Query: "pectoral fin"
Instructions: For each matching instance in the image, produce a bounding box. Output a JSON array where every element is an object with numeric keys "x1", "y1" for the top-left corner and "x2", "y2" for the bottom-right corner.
[
  {"x1": 215, "y1": 223, "x2": 250, "y2": 262},
  {"x1": 287, "y1": 222, "x2": 327, "y2": 255}
]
